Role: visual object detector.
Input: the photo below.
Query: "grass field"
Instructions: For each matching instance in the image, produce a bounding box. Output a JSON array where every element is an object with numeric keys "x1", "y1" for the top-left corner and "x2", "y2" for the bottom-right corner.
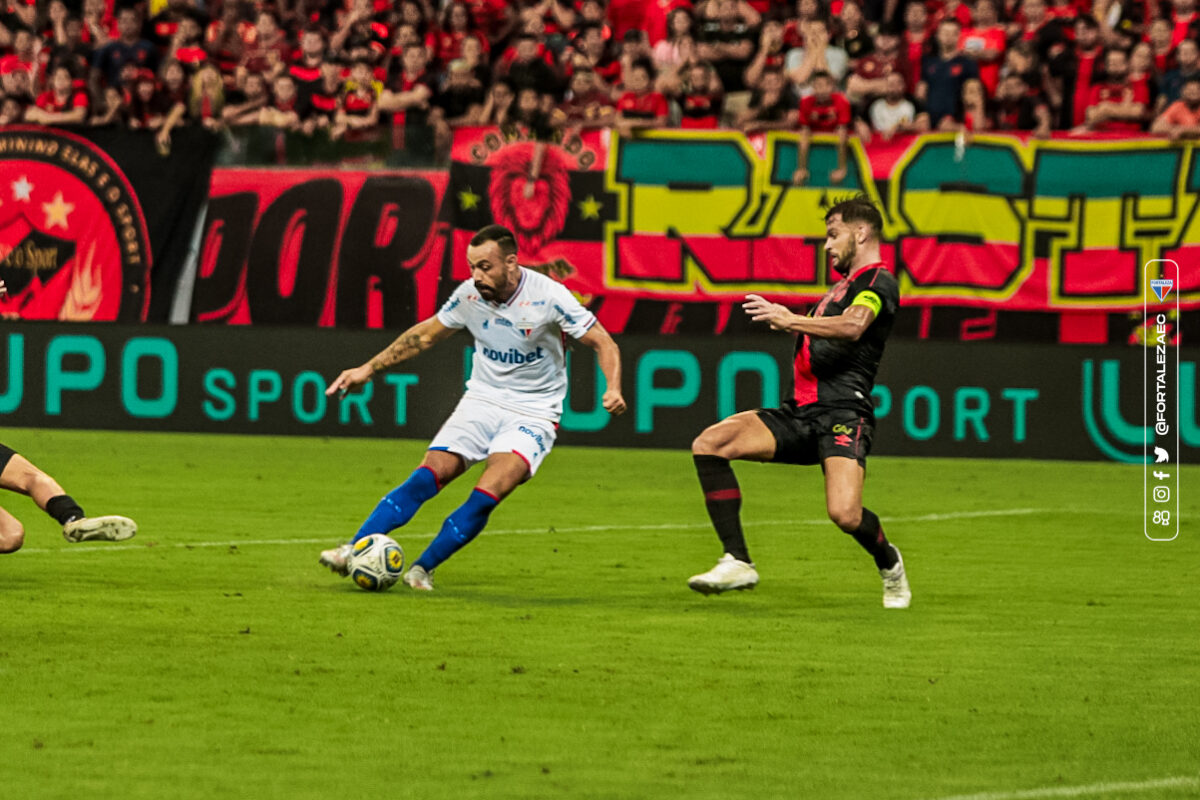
[{"x1": 0, "y1": 428, "x2": 1197, "y2": 800}]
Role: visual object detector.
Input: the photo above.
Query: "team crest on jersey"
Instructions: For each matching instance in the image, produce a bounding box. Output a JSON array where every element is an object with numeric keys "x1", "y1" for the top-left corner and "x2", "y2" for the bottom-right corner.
[{"x1": 0, "y1": 127, "x2": 151, "y2": 321}]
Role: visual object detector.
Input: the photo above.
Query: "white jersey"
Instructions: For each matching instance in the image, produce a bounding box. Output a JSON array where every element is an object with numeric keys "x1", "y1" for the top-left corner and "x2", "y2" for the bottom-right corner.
[{"x1": 436, "y1": 267, "x2": 597, "y2": 422}]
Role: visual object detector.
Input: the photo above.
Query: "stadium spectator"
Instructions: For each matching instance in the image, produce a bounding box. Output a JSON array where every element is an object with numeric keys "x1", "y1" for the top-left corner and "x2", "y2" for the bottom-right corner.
[
  {"x1": 331, "y1": 0, "x2": 390, "y2": 64},
  {"x1": 435, "y1": 3, "x2": 487, "y2": 65},
  {"x1": 436, "y1": 57, "x2": 488, "y2": 126},
  {"x1": 222, "y1": 69, "x2": 271, "y2": 126},
  {"x1": 308, "y1": 58, "x2": 345, "y2": 125},
  {"x1": 1129, "y1": 41, "x2": 1160, "y2": 110},
  {"x1": 615, "y1": 57, "x2": 669, "y2": 133},
  {"x1": 652, "y1": 8, "x2": 696, "y2": 73},
  {"x1": 991, "y1": 72, "x2": 1051, "y2": 135},
  {"x1": 26, "y1": 62, "x2": 88, "y2": 125},
  {"x1": 188, "y1": 60, "x2": 226, "y2": 129},
  {"x1": 80, "y1": 0, "x2": 115, "y2": 48},
  {"x1": 92, "y1": 6, "x2": 156, "y2": 91},
  {"x1": 572, "y1": 23, "x2": 620, "y2": 86},
  {"x1": 744, "y1": 18, "x2": 788, "y2": 90},
  {"x1": 259, "y1": 72, "x2": 307, "y2": 130},
  {"x1": 167, "y1": 11, "x2": 210, "y2": 72},
  {"x1": 239, "y1": 10, "x2": 289, "y2": 82},
  {"x1": 787, "y1": 17, "x2": 849, "y2": 88},
  {"x1": 1169, "y1": 0, "x2": 1200, "y2": 49},
  {"x1": 502, "y1": 31, "x2": 561, "y2": 93},
  {"x1": 1160, "y1": 38, "x2": 1200, "y2": 108},
  {"x1": 735, "y1": 67, "x2": 799, "y2": 131},
  {"x1": 379, "y1": 45, "x2": 438, "y2": 157},
  {"x1": 1012, "y1": 0, "x2": 1066, "y2": 66},
  {"x1": 552, "y1": 64, "x2": 615, "y2": 126},
  {"x1": 289, "y1": 26, "x2": 330, "y2": 103},
  {"x1": 943, "y1": 75, "x2": 990, "y2": 131},
  {"x1": 792, "y1": 70, "x2": 851, "y2": 185},
  {"x1": 901, "y1": 1, "x2": 930, "y2": 91},
  {"x1": 1050, "y1": 16, "x2": 1104, "y2": 129},
  {"x1": 916, "y1": 18, "x2": 978, "y2": 127},
  {"x1": 205, "y1": 1, "x2": 250, "y2": 83},
  {"x1": 959, "y1": 0, "x2": 1005, "y2": 95},
  {"x1": 1080, "y1": 48, "x2": 1149, "y2": 132},
  {"x1": 0, "y1": 95, "x2": 23, "y2": 124},
  {"x1": 697, "y1": 0, "x2": 758, "y2": 92},
  {"x1": 126, "y1": 68, "x2": 169, "y2": 130},
  {"x1": 833, "y1": 0, "x2": 874, "y2": 65},
  {"x1": 672, "y1": 60, "x2": 724, "y2": 127},
  {"x1": 1147, "y1": 18, "x2": 1175, "y2": 74},
  {"x1": 861, "y1": 69, "x2": 928, "y2": 139},
  {"x1": 845, "y1": 25, "x2": 906, "y2": 105},
  {"x1": 332, "y1": 57, "x2": 382, "y2": 139},
  {"x1": 1152, "y1": 74, "x2": 1200, "y2": 137},
  {"x1": 459, "y1": 34, "x2": 492, "y2": 87},
  {"x1": 477, "y1": 76, "x2": 517, "y2": 124},
  {"x1": 2, "y1": 26, "x2": 41, "y2": 94},
  {"x1": 465, "y1": 0, "x2": 515, "y2": 47},
  {"x1": 642, "y1": 0, "x2": 693, "y2": 46}
]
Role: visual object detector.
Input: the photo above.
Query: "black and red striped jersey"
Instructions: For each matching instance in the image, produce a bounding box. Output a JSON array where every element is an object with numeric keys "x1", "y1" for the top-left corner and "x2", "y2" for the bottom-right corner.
[{"x1": 791, "y1": 261, "x2": 898, "y2": 418}]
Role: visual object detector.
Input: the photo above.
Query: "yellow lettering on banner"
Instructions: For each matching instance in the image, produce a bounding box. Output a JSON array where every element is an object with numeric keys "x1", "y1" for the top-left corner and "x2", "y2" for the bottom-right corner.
[{"x1": 599, "y1": 131, "x2": 1200, "y2": 308}]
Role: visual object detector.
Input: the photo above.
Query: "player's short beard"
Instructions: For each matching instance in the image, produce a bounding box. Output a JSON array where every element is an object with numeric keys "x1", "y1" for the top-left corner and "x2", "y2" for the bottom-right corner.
[{"x1": 833, "y1": 239, "x2": 856, "y2": 275}]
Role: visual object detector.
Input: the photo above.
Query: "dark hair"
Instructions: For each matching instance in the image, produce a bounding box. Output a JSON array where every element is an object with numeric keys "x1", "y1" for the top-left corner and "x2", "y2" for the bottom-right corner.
[
  {"x1": 1184, "y1": 74, "x2": 1200, "y2": 87},
  {"x1": 810, "y1": 69, "x2": 834, "y2": 82},
  {"x1": 825, "y1": 194, "x2": 883, "y2": 234},
  {"x1": 629, "y1": 56, "x2": 656, "y2": 79},
  {"x1": 470, "y1": 224, "x2": 518, "y2": 257},
  {"x1": 1076, "y1": 15, "x2": 1099, "y2": 30}
]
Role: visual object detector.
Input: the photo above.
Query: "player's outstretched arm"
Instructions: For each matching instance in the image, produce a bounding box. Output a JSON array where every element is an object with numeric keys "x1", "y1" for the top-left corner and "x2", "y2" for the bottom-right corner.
[
  {"x1": 576, "y1": 322, "x2": 627, "y2": 415},
  {"x1": 325, "y1": 316, "x2": 457, "y2": 397},
  {"x1": 743, "y1": 294, "x2": 876, "y2": 341}
]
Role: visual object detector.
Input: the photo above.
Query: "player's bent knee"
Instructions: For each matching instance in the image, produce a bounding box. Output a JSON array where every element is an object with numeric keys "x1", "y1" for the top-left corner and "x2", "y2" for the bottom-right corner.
[
  {"x1": 828, "y1": 505, "x2": 862, "y2": 532},
  {"x1": 0, "y1": 522, "x2": 25, "y2": 553}
]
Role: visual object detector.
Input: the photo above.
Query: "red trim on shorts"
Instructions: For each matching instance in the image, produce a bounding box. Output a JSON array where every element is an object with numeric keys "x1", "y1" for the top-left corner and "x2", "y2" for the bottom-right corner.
[
  {"x1": 475, "y1": 487, "x2": 502, "y2": 502},
  {"x1": 705, "y1": 488, "x2": 741, "y2": 502},
  {"x1": 510, "y1": 450, "x2": 532, "y2": 475}
]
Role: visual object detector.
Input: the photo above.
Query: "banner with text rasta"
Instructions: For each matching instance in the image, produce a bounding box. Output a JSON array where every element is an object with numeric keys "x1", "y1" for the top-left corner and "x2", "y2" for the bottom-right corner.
[{"x1": 449, "y1": 128, "x2": 1200, "y2": 327}]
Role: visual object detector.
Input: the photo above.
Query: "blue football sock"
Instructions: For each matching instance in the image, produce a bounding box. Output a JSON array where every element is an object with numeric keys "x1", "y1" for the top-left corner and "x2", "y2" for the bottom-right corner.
[
  {"x1": 352, "y1": 466, "x2": 441, "y2": 543},
  {"x1": 414, "y1": 489, "x2": 500, "y2": 571}
]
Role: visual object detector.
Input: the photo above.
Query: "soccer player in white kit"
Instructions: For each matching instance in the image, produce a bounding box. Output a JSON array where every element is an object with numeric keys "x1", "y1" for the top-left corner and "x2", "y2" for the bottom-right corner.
[{"x1": 320, "y1": 224, "x2": 626, "y2": 590}]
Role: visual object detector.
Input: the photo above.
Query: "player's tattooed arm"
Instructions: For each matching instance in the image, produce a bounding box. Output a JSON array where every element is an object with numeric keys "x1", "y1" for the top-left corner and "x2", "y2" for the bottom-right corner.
[
  {"x1": 743, "y1": 294, "x2": 876, "y2": 341},
  {"x1": 325, "y1": 316, "x2": 456, "y2": 397}
]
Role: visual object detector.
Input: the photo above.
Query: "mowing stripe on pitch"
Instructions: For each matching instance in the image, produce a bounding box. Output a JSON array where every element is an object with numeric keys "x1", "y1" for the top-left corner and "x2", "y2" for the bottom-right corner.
[
  {"x1": 18, "y1": 507, "x2": 1048, "y2": 555},
  {"x1": 926, "y1": 774, "x2": 1200, "y2": 800}
]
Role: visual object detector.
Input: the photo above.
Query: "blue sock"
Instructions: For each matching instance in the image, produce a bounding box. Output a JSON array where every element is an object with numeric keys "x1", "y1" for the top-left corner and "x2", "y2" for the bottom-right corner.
[
  {"x1": 414, "y1": 489, "x2": 500, "y2": 571},
  {"x1": 352, "y1": 467, "x2": 441, "y2": 543}
]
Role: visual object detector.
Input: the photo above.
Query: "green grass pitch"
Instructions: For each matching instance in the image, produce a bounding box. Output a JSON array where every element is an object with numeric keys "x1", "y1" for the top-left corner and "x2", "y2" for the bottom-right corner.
[{"x1": 0, "y1": 428, "x2": 1197, "y2": 800}]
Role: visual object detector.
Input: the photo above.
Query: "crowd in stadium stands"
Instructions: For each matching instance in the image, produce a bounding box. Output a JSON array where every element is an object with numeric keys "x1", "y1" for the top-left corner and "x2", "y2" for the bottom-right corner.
[{"x1": 2, "y1": 0, "x2": 1200, "y2": 169}]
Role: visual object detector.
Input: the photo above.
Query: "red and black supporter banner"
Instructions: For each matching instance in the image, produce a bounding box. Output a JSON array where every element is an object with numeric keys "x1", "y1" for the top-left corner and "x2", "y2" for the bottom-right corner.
[
  {"x1": 192, "y1": 169, "x2": 449, "y2": 329},
  {"x1": 0, "y1": 125, "x2": 216, "y2": 322}
]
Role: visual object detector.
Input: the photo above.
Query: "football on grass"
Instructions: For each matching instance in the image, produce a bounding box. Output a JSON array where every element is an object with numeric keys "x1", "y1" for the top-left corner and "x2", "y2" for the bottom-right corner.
[{"x1": 349, "y1": 534, "x2": 405, "y2": 592}]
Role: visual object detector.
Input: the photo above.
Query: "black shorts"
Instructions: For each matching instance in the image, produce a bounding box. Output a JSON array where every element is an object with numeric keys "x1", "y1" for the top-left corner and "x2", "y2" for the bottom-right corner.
[
  {"x1": 755, "y1": 402, "x2": 874, "y2": 467},
  {"x1": 0, "y1": 443, "x2": 15, "y2": 474}
]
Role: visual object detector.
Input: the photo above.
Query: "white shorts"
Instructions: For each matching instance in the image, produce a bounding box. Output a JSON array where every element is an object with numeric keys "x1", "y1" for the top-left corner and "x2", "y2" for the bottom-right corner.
[{"x1": 428, "y1": 396, "x2": 557, "y2": 477}]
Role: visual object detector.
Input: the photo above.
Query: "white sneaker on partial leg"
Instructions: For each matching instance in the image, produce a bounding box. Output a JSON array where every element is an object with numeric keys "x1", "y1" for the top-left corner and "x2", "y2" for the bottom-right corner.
[
  {"x1": 688, "y1": 553, "x2": 759, "y2": 595},
  {"x1": 319, "y1": 543, "x2": 353, "y2": 577},
  {"x1": 62, "y1": 515, "x2": 137, "y2": 543},
  {"x1": 881, "y1": 547, "x2": 911, "y2": 609},
  {"x1": 404, "y1": 565, "x2": 434, "y2": 591}
]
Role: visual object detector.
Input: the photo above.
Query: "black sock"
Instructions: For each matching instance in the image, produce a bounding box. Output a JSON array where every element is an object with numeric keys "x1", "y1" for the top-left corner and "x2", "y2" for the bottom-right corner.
[
  {"x1": 693, "y1": 454, "x2": 751, "y2": 563},
  {"x1": 46, "y1": 495, "x2": 84, "y2": 526},
  {"x1": 849, "y1": 508, "x2": 898, "y2": 570}
]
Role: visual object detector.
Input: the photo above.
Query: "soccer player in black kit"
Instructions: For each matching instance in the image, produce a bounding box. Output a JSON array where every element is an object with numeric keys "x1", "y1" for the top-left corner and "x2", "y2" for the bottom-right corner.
[{"x1": 687, "y1": 195, "x2": 911, "y2": 608}]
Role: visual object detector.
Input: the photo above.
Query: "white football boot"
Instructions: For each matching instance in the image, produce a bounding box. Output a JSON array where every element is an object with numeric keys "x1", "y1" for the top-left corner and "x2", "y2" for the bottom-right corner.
[
  {"x1": 318, "y1": 543, "x2": 353, "y2": 577},
  {"x1": 62, "y1": 515, "x2": 137, "y2": 543},
  {"x1": 403, "y1": 565, "x2": 434, "y2": 591},
  {"x1": 880, "y1": 546, "x2": 911, "y2": 609},
  {"x1": 687, "y1": 553, "x2": 759, "y2": 594}
]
